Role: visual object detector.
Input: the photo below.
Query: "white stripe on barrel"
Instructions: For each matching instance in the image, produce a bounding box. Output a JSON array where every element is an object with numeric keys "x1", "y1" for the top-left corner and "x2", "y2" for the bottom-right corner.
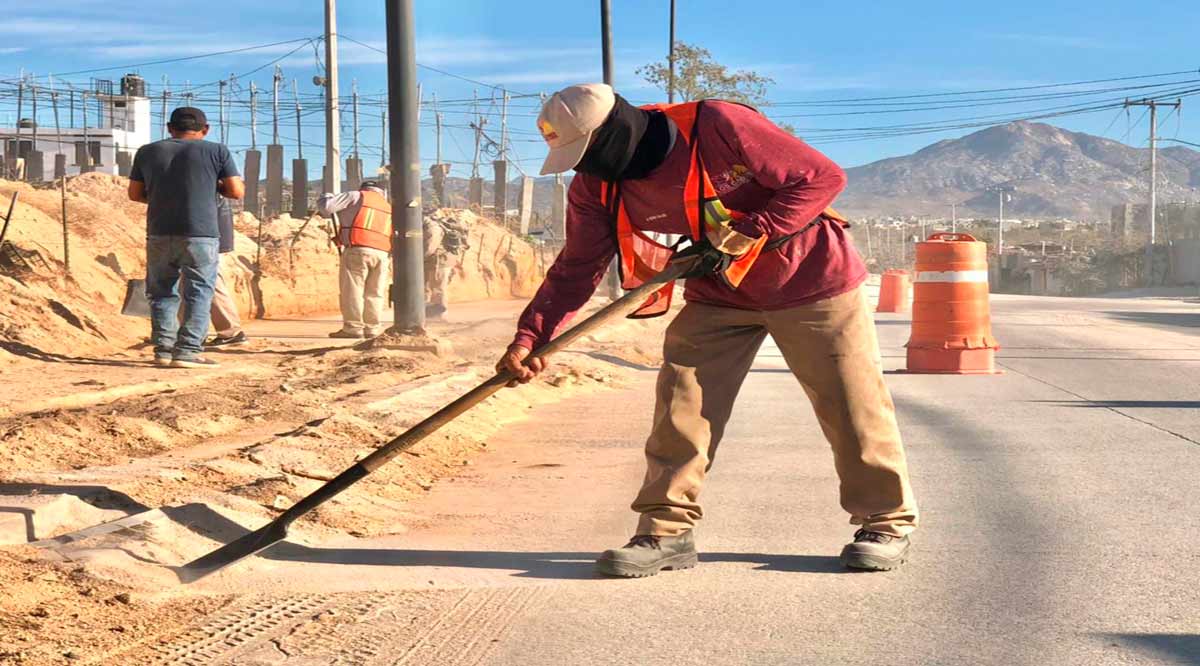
[{"x1": 914, "y1": 270, "x2": 989, "y2": 283}]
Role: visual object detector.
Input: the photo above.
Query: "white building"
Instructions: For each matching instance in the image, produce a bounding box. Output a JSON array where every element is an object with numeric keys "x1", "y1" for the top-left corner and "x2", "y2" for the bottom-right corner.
[{"x1": 1, "y1": 75, "x2": 153, "y2": 181}]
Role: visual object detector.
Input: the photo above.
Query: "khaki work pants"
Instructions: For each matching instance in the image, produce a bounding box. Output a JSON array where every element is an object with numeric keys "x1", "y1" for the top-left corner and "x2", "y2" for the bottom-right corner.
[
  {"x1": 209, "y1": 254, "x2": 242, "y2": 337},
  {"x1": 632, "y1": 287, "x2": 918, "y2": 537},
  {"x1": 424, "y1": 250, "x2": 459, "y2": 310},
  {"x1": 338, "y1": 246, "x2": 390, "y2": 334}
]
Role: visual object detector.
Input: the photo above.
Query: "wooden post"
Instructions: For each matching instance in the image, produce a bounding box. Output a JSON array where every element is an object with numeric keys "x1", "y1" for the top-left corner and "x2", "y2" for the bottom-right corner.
[{"x1": 60, "y1": 175, "x2": 70, "y2": 275}]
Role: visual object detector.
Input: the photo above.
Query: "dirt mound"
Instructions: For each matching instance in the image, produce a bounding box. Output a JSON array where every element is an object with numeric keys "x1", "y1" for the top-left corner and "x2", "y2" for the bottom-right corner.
[
  {"x1": 0, "y1": 177, "x2": 550, "y2": 368},
  {"x1": 0, "y1": 545, "x2": 228, "y2": 665}
]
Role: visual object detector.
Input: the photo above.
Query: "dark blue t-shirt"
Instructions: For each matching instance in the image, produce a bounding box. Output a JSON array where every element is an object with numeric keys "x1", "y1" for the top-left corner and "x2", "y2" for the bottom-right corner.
[{"x1": 130, "y1": 138, "x2": 239, "y2": 238}]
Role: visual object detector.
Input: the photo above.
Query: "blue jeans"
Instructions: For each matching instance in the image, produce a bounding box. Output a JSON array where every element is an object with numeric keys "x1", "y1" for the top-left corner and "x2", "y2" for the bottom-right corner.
[{"x1": 146, "y1": 235, "x2": 220, "y2": 359}]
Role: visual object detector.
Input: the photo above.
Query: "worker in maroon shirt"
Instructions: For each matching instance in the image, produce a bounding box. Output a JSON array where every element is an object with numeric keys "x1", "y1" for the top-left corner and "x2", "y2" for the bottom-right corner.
[{"x1": 496, "y1": 84, "x2": 918, "y2": 576}]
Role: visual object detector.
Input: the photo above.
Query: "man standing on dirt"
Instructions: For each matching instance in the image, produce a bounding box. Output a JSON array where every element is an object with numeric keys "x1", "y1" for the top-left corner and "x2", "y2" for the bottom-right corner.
[
  {"x1": 206, "y1": 194, "x2": 248, "y2": 347},
  {"x1": 128, "y1": 106, "x2": 244, "y2": 368},
  {"x1": 422, "y1": 212, "x2": 471, "y2": 320},
  {"x1": 496, "y1": 84, "x2": 918, "y2": 575},
  {"x1": 319, "y1": 180, "x2": 391, "y2": 339}
]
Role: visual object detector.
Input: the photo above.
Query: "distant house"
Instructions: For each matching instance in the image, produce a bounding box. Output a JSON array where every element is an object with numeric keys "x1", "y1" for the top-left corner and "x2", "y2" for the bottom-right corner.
[{"x1": 1, "y1": 74, "x2": 152, "y2": 181}]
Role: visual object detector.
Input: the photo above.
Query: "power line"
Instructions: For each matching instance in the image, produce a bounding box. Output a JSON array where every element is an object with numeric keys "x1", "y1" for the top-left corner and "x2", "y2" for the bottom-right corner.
[
  {"x1": 25, "y1": 37, "x2": 320, "y2": 79},
  {"x1": 337, "y1": 34, "x2": 536, "y2": 97}
]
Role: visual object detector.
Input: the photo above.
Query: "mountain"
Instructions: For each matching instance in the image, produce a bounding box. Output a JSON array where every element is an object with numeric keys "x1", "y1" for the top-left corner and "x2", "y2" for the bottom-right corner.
[{"x1": 837, "y1": 121, "x2": 1200, "y2": 220}]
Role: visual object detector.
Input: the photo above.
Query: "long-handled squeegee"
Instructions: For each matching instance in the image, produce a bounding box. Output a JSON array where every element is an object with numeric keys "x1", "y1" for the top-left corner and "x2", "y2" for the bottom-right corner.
[{"x1": 178, "y1": 259, "x2": 691, "y2": 583}]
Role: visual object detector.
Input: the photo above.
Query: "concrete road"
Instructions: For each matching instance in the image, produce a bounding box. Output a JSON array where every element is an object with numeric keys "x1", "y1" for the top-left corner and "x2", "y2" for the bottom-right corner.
[{"x1": 168, "y1": 293, "x2": 1200, "y2": 666}]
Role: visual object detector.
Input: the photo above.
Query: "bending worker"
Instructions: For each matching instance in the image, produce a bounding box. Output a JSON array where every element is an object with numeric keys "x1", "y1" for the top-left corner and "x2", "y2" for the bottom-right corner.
[
  {"x1": 319, "y1": 180, "x2": 392, "y2": 339},
  {"x1": 496, "y1": 84, "x2": 919, "y2": 576}
]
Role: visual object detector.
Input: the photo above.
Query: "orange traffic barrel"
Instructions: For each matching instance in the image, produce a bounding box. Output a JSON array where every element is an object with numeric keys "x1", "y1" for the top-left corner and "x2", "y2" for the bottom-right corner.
[
  {"x1": 876, "y1": 270, "x2": 910, "y2": 313},
  {"x1": 905, "y1": 232, "x2": 1000, "y2": 374}
]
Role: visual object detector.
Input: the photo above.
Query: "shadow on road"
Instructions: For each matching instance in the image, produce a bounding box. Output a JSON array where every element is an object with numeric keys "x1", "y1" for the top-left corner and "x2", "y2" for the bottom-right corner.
[
  {"x1": 1105, "y1": 311, "x2": 1200, "y2": 329},
  {"x1": 1034, "y1": 400, "x2": 1200, "y2": 409},
  {"x1": 251, "y1": 543, "x2": 850, "y2": 580},
  {"x1": 1100, "y1": 633, "x2": 1200, "y2": 665}
]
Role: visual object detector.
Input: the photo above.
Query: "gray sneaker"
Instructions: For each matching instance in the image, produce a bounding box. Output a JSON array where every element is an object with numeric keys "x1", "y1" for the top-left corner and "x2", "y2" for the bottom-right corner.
[
  {"x1": 170, "y1": 355, "x2": 220, "y2": 368},
  {"x1": 840, "y1": 529, "x2": 910, "y2": 571},
  {"x1": 595, "y1": 532, "x2": 699, "y2": 578}
]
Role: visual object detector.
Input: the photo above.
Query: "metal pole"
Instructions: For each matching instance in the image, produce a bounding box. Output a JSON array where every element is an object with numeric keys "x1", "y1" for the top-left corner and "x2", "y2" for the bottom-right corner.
[
  {"x1": 272, "y1": 66, "x2": 281, "y2": 145},
  {"x1": 601, "y1": 0, "x2": 614, "y2": 85},
  {"x1": 352, "y1": 80, "x2": 360, "y2": 158},
  {"x1": 435, "y1": 94, "x2": 442, "y2": 166},
  {"x1": 218, "y1": 79, "x2": 227, "y2": 144},
  {"x1": 81, "y1": 92, "x2": 90, "y2": 170},
  {"x1": 250, "y1": 83, "x2": 258, "y2": 149},
  {"x1": 998, "y1": 190, "x2": 1005, "y2": 256},
  {"x1": 1147, "y1": 102, "x2": 1157, "y2": 283},
  {"x1": 667, "y1": 0, "x2": 676, "y2": 103},
  {"x1": 293, "y1": 80, "x2": 303, "y2": 159},
  {"x1": 31, "y1": 84, "x2": 38, "y2": 149},
  {"x1": 380, "y1": 109, "x2": 387, "y2": 168},
  {"x1": 325, "y1": 0, "x2": 342, "y2": 195},
  {"x1": 600, "y1": 0, "x2": 620, "y2": 298},
  {"x1": 951, "y1": 203, "x2": 957, "y2": 233},
  {"x1": 500, "y1": 90, "x2": 508, "y2": 160},
  {"x1": 385, "y1": 0, "x2": 424, "y2": 332},
  {"x1": 160, "y1": 85, "x2": 169, "y2": 141},
  {"x1": 69, "y1": 90, "x2": 74, "y2": 128}
]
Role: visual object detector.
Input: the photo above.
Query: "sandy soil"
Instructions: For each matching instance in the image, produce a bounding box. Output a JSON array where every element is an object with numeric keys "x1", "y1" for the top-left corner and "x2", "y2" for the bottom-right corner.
[{"x1": 0, "y1": 171, "x2": 664, "y2": 664}]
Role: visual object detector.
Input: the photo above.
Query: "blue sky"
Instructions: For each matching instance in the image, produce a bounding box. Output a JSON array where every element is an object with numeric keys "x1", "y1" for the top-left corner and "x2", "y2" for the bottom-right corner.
[{"x1": 2, "y1": 0, "x2": 1198, "y2": 176}]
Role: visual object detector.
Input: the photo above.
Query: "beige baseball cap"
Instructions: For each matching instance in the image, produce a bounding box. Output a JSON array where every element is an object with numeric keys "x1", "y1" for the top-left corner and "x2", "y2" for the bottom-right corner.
[{"x1": 537, "y1": 83, "x2": 616, "y2": 175}]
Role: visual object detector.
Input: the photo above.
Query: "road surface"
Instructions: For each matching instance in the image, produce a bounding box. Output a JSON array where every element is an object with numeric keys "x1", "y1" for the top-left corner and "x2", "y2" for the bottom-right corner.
[{"x1": 147, "y1": 293, "x2": 1200, "y2": 666}]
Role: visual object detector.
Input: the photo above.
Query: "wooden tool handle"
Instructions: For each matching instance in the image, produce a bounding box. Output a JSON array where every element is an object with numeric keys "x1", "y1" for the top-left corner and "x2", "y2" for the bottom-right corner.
[{"x1": 358, "y1": 260, "x2": 689, "y2": 472}]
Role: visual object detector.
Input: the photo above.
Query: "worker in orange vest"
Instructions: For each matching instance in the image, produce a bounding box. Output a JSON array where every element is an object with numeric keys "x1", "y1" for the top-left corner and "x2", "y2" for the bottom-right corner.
[
  {"x1": 497, "y1": 84, "x2": 918, "y2": 576},
  {"x1": 319, "y1": 180, "x2": 392, "y2": 338}
]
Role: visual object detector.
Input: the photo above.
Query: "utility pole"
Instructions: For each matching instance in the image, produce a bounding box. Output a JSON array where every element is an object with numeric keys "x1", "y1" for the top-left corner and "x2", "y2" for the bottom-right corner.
[
  {"x1": 352, "y1": 80, "x2": 360, "y2": 159},
  {"x1": 950, "y1": 203, "x2": 957, "y2": 233},
  {"x1": 471, "y1": 89, "x2": 482, "y2": 178},
  {"x1": 160, "y1": 76, "x2": 169, "y2": 141},
  {"x1": 500, "y1": 90, "x2": 509, "y2": 161},
  {"x1": 380, "y1": 109, "x2": 387, "y2": 168},
  {"x1": 434, "y1": 93, "x2": 442, "y2": 166},
  {"x1": 80, "y1": 92, "x2": 91, "y2": 171},
  {"x1": 324, "y1": 0, "x2": 342, "y2": 195},
  {"x1": 249, "y1": 83, "x2": 258, "y2": 149},
  {"x1": 600, "y1": 0, "x2": 620, "y2": 298},
  {"x1": 1124, "y1": 97, "x2": 1182, "y2": 286},
  {"x1": 986, "y1": 185, "x2": 1014, "y2": 256},
  {"x1": 218, "y1": 79, "x2": 227, "y2": 144},
  {"x1": 667, "y1": 0, "x2": 676, "y2": 103},
  {"x1": 601, "y1": 0, "x2": 614, "y2": 85},
  {"x1": 272, "y1": 66, "x2": 282, "y2": 145},
  {"x1": 385, "y1": 0, "x2": 424, "y2": 331},
  {"x1": 292, "y1": 80, "x2": 303, "y2": 159}
]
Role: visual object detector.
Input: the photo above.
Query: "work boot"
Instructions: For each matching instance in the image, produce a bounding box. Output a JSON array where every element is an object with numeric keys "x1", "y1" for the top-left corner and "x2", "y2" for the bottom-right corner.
[
  {"x1": 595, "y1": 532, "x2": 698, "y2": 578},
  {"x1": 840, "y1": 529, "x2": 911, "y2": 571},
  {"x1": 328, "y1": 329, "x2": 365, "y2": 339},
  {"x1": 153, "y1": 354, "x2": 173, "y2": 367}
]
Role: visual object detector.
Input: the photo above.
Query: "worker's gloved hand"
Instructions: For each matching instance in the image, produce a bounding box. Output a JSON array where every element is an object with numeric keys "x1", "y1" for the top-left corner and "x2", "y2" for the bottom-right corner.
[
  {"x1": 496, "y1": 344, "x2": 548, "y2": 387},
  {"x1": 671, "y1": 237, "x2": 735, "y2": 279}
]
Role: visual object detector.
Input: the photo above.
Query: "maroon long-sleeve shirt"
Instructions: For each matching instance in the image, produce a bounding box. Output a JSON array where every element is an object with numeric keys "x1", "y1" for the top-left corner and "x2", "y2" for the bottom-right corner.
[{"x1": 513, "y1": 101, "x2": 866, "y2": 350}]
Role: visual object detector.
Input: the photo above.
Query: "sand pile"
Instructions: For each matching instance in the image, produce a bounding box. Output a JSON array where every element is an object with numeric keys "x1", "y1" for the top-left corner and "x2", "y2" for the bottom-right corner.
[{"x1": 0, "y1": 177, "x2": 550, "y2": 367}]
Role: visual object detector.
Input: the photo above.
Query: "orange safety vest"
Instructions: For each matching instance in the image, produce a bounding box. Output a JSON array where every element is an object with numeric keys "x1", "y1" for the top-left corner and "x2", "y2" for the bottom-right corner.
[
  {"x1": 599, "y1": 100, "x2": 847, "y2": 318},
  {"x1": 338, "y1": 190, "x2": 393, "y2": 252}
]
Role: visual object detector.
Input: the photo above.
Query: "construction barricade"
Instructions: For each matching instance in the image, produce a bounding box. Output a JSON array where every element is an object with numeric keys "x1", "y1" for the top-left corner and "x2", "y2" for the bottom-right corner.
[
  {"x1": 905, "y1": 233, "x2": 1000, "y2": 374},
  {"x1": 876, "y1": 269, "x2": 910, "y2": 313}
]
